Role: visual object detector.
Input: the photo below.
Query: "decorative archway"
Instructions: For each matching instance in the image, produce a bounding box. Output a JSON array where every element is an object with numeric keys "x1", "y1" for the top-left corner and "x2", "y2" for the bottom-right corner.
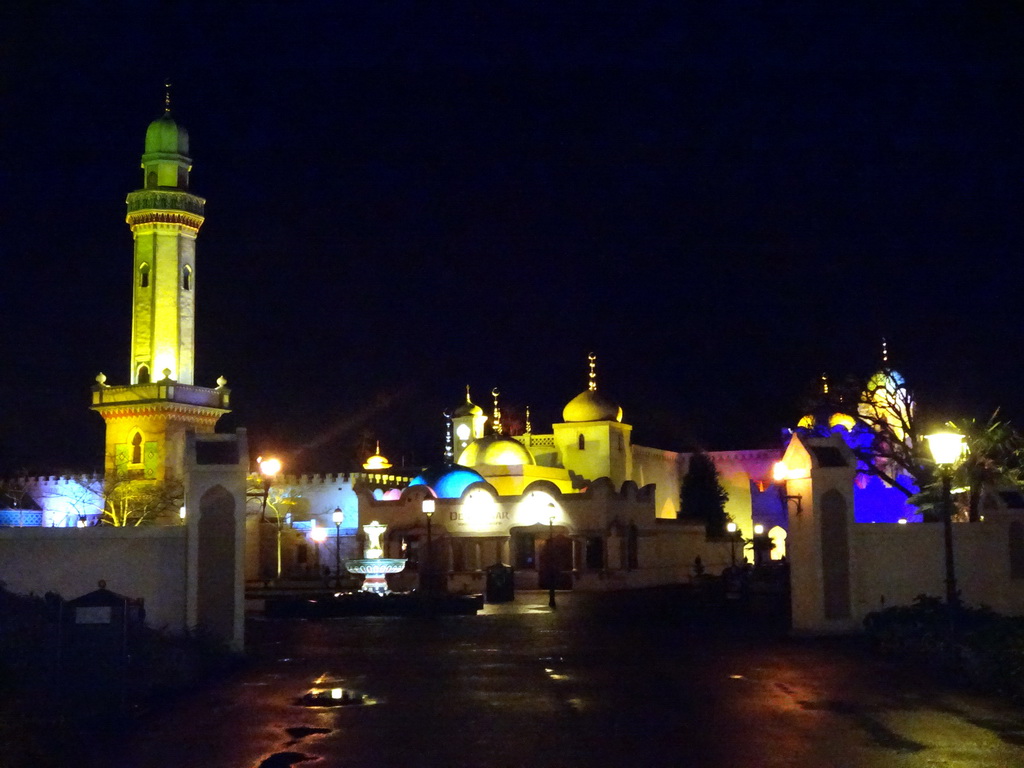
[
  {"x1": 196, "y1": 484, "x2": 236, "y2": 642},
  {"x1": 820, "y1": 490, "x2": 851, "y2": 620}
]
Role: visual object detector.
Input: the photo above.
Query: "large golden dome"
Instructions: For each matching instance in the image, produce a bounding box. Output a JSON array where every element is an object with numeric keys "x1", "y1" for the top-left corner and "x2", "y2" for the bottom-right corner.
[{"x1": 457, "y1": 434, "x2": 535, "y2": 467}]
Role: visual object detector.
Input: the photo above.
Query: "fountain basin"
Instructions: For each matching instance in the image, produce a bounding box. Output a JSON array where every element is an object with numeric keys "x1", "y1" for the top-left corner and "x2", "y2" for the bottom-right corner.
[{"x1": 345, "y1": 558, "x2": 407, "y2": 594}]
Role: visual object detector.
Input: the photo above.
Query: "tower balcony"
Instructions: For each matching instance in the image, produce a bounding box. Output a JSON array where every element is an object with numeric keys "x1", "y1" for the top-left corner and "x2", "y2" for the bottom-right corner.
[
  {"x1": 126, "y1": 189, "x2": 206, "y2": 217},
  {"x1": 91, "y1": 381, "x2": 229, "y2": 411}
]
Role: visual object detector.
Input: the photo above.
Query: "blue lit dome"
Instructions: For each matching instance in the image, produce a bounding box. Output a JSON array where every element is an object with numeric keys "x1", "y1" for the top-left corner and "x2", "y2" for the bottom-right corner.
[{"x1": 409, "y1": 464, "x2": 485, "y2": 499}]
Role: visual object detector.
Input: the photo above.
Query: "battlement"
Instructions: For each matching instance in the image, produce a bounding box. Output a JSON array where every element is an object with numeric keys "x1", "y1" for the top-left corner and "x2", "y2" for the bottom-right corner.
[
  {"x1": 4, "y1": 474, "x2": 102, "y2": 489},
  {"x1": 251, "y1": 470, "x2": 415, "y2": 491}
]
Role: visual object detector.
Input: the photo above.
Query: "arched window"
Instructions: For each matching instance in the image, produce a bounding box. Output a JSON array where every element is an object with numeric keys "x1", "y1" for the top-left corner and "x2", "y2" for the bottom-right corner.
[
  {"x1": 578, "y1": 434, "x2": 585, "y2": 450},
  {"x1": 139, "y1": 263, "x2": 150, "y2": 288},
  {"x1": 137, "y1": 365, "x2": 150, "y2": 384},
  {"x1": 182, "y1": 265, "x2": 192, "y2": 291},
  {"x1": 131, "y1": 432, "x2": 143, "y2": 465},
  {"x1": 147, "y1": 171, "x2": 157, "y2": 188}
]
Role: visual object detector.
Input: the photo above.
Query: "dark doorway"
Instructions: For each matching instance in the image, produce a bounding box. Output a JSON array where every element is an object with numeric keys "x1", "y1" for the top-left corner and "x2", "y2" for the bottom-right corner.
[{"x1": 539, "y1": 534, "x2": 573, "y2": 590}]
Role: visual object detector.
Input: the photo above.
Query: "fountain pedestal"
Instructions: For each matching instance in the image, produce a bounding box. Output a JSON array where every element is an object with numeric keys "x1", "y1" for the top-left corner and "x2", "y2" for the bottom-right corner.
[{"x1": 344, "y1": 521, "x2": 407, "y2": 594}]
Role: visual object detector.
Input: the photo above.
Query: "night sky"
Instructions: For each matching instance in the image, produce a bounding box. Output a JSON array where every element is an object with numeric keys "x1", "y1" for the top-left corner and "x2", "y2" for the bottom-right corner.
[{"x1": 2, "y1": 3, "x2": 1022, "y2": 475}]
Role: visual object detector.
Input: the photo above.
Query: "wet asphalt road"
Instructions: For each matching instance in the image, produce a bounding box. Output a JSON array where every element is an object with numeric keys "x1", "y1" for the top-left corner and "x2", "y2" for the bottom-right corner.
[{"x1": 99, "y1": 592, "x2": 1024, "y2": 768}]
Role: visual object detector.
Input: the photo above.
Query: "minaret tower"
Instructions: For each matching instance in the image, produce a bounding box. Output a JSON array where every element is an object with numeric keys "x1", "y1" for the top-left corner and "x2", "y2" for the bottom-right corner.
[
  {"x1": 128, "y1": 82, "x2": 202, "y2": 385},
  {"x1": 91, "y1": 91, "x2": 230, "y2": 482}
]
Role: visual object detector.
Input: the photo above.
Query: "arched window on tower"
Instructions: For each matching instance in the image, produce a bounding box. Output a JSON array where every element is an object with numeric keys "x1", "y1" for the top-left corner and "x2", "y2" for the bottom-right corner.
[
  {"x1": 578, "y1": 434, "x2": 585, "y2": 450},
  {"x1": 131, "y1": 432, "x2": 143, "y2": 465},
  {"x1": 137, "y1": 365, "x2": 150, "y2": 384},
  {"x1": 182, "y1": 265, "x2": 192, "y2": 291},
  {"x1": 139, "y1": 263, "x2": 150, "y2": 288},
  {"x1": 147, "y1": 171, "x2": 157, "y2": 188}
]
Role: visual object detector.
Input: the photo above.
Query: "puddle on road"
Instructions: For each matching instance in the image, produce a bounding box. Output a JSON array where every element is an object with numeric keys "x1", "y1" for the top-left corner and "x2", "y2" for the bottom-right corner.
[
  {"x1": 285, "y1": 726, "x2": 331, "y2": 740},
  {"x1": 255, "y1": 752, "x2": 317, "y2": 768},
  {"x1": 296, "y1": 687, "x2": 377, "y2": 708}
]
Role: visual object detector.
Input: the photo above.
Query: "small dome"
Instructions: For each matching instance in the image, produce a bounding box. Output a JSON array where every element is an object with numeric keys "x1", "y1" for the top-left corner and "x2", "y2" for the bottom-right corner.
[
  {"x1": 409, "y1": 464, "x2": 485, "y2": 499},
  {"x1": 797, "y1": 414, "x2": 816, "y2": 429},
  {"x1": 362, "y1": 443, "x2": 392, "y2": 471},
  {"x1": 829, "y1": 413, "x2": 858, "y2": 431},
  {"x1": 562, "y1": 389, "x2": 623, "y2": 423},
  {"x1": 457, "y1": 434, "x2": 535, "y2": 467},
  {"x1": 453, "y1": 399, "x2": 484, "y2": 418},
  {"x1": 452, "y1": 387, "x2": 484, "y2": 418},
  {"x1": 145, "y1": 112, "x2": 189, "y2": 156}
]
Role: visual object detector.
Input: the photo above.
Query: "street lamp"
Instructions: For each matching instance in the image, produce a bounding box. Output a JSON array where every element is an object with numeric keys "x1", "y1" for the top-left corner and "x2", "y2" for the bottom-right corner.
[
  {"x1": 257, "y1": 456, "x2": 283, "y2": 578},
  {"x1": 925, "y1": 430, "x2": 965, "y2": 610},
  {"x1": 726, "y1": 521, "x2": 739, "y2": 566},
  {"x1": 548, "y1": 507, "x2": 557, "y2": 609},
  {"x1": 422, "y1": 498, "x2": 435, "y2": 597},
  {"x1": 332, "y1": 507, "x2": 344, "y2": 590}
]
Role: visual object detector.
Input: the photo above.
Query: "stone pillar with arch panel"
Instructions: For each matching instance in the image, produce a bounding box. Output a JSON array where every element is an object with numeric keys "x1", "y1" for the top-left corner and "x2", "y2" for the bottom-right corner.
[{"x1": 776, "y1": 433, "x2": 858, "y2": 634}]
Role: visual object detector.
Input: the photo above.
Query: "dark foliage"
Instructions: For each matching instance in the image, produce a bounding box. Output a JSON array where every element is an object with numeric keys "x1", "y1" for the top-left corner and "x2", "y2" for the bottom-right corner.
[
  {"x1": 865, "y1": 595, "x2": 1024, "y2": 702},
  {"x1": 680, "y1": 451, "x2": 730, "y2": 537}
]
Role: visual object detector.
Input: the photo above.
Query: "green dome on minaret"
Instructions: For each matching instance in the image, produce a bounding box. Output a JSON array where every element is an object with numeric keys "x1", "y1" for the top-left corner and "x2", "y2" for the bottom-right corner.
[
  {"x1": 145, "y1": 112, "x2": 189, "y2": 156},
  {"x1": 139, "y1": 83, "x2": 192, "y2": 191}
]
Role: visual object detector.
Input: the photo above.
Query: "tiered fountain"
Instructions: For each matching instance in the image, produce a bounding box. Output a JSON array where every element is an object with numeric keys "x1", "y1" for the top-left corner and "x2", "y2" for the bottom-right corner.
[{"x1": 344, "y1": 520, "x2": 406, "y2": 594}]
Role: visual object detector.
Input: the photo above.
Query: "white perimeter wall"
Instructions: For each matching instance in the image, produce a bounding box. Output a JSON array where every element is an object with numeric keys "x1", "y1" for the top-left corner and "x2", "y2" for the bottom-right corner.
[
  {"x1": 852, "y1": 520, "x2": 1024, "y2": 621},
  {"x1": 0, "y1": 527, "x2": 187, "y2": 630}
]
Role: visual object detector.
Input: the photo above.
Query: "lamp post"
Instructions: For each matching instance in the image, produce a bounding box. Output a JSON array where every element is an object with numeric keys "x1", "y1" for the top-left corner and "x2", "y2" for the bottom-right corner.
[
  {"x1": 548, "y1": 510, "x2": 557, "y2": 609},
  {"x1": 925, "y1": 431, "x2": 965, "y2": 611},
  {"x1": 257, "y1": 457, "x2": 283, "y2": 579},
  {"x1": 422, "y1": 498, "x2": 435, "y2": 597},
  {"x1": 332, "y1": 507, "x2": 344, "y2": 590}
]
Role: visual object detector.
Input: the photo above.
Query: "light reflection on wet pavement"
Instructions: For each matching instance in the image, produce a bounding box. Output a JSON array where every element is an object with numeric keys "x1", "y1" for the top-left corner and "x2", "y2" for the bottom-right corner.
[{"x1": 97, "y1": 591, "x2": 1024, "y2": 768}]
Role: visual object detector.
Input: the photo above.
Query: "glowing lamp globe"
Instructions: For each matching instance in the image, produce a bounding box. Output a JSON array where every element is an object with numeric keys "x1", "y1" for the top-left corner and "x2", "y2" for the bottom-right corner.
[
  {"x1": 925, "y1": 432, "x2": 964, "y2": 466},
  {"x1": 259, "y1": 457, "x2": 282, "y2": 477},
  {"x1": 772, "y1": 462, "x2": 789, "y2": 483},
  {"x1": 332, "y1": 508, "x2": 344, "y2": 526},
  {"x1": 726, "y1": 522, "x2": 738, "y2": 534}
]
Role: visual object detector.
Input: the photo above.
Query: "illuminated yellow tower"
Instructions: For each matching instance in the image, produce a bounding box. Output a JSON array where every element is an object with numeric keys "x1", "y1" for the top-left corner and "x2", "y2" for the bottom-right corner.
[{"x1": 91, "y1": 92, "x2": 229, "y2": 482}]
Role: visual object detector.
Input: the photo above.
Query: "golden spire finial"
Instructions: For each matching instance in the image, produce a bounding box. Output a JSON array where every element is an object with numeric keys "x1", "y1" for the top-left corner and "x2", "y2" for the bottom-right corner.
[
  {"x1": 375, "y1": 440, "x2": 381, "y2": 455},
  {"x1": 882, "y1": 337, "x2": 889, "y2": 366},
  {"x1": 821, "y1": 373, "x2": 829, "y2": 395},
  {"x1": 443, "y1": 411, "x2": 453, "y2": 461},
  {"x1": 492, "y1": 387, "x2": 502, "y2": 436},
  {"x1": 525, "y1": 405, "x2": 532, "y2": 435},
  {"x1": 465, "y1": 384, "x2": 472, "y2": 403},
  {"x1": 164, "y1": 80, "x2": 172, "y2": 113},
  {"x1": 588, "y1": 353, "x2": 597, "y2": 392}
]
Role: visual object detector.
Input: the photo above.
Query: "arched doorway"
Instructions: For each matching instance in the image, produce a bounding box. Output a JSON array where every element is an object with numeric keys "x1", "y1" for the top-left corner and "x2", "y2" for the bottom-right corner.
[{"x1": 538, "y1": 529, "x2": 573, "y2": 590}]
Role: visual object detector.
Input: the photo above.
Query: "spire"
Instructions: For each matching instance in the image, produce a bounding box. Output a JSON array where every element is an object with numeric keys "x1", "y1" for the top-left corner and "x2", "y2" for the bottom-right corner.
[
  {"x1": 465, "y1": 385, "x2": 472, "y2": 403},
  {"x1": 588, "y1": 352, "x2": 597, "y2": 392},
  {"x1": 443, "y1": 410, "x2": 454, "y2": 462},
  {"x1": 525, "y1": 405, "x2": 532, "y2": 435},
  {"x1": 492, "y1": 387, "x2": 502, "y2": 436},
  {"x1": 821, "y1": 373, "x2": 829, "y2": 395},
  {"x1": 164, "y1": 79, "x2": 172, "y2": 113},
  {"x1": 882, "y1": 337, "x2": 889, "y2": 367}
]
